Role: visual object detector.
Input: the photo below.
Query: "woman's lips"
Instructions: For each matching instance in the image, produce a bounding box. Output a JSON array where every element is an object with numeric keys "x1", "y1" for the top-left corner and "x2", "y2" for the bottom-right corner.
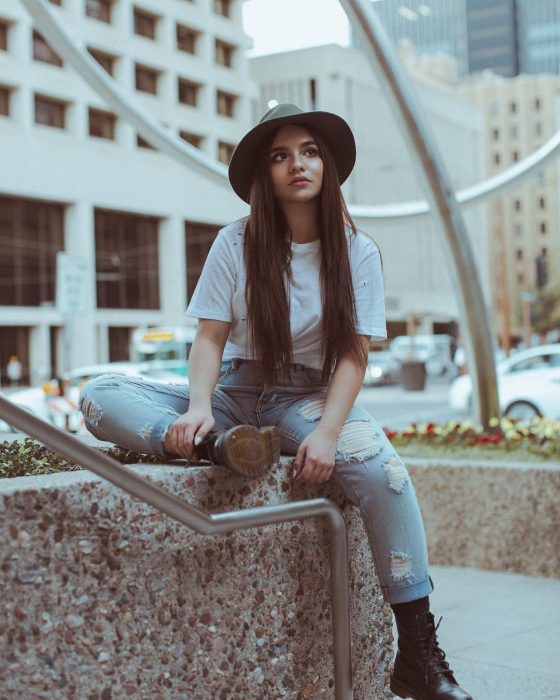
[{"x1": 289, "y1": 177, "x2": 310, "y2": 186}]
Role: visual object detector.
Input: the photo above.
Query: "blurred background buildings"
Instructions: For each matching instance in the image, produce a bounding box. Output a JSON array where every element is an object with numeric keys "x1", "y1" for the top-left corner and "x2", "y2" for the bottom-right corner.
[{"x1": 0, "y1": 0, "x2": 559, "y2": 384}]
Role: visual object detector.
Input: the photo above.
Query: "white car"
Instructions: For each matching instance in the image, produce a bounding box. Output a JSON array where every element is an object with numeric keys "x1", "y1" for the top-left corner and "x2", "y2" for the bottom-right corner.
[
  {"x1": 0, "y1": 361, "x2": 189, "y2": 434},
  {"x1": 449, "y1": 343, "x2": 560, "y2": 420}
]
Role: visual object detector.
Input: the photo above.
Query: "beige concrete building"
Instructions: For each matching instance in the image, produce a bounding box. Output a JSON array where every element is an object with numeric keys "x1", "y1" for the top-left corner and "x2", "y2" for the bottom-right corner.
[
  {"x1": 251, "y1": 44, "x2": 490, "y2": 339},
  {"x1": 457, "y1": 71, "x2": 560, "y2": 342},
  {"x1": 0, "y1": 0, "x2": 253, "y2": 385}
]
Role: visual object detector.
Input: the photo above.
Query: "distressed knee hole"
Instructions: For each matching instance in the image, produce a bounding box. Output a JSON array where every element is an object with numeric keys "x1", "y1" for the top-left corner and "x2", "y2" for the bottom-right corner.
[
  {"x1": 383, "y1": 456, "x2": 409, "y2": 493},
  {"x1": 390, "y1": 552, "x2": 414, "y2": 582},
  {"x1": 337, "y1": 420, "x2": 380, "y2": 462},
  {"x1": 138, "y1": 423, "x2": 154, "y2": 439},
  {"x1": 298, "y1": 397, "x2": 325, "y2": 422},
  {"x1": 79, "y1": 395, "x2": 103, "y2": 427}
]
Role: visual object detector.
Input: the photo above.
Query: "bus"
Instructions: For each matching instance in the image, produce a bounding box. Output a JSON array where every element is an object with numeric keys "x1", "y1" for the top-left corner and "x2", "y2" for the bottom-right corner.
[{"x1": 130, "y1": 325, "x2": 197, "y2": 374}]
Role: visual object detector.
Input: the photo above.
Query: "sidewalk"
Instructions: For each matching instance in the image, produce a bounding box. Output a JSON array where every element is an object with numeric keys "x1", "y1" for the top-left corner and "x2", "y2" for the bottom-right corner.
[{"x1": 407, "y1": 565, "x2": 560, "y2": 700}]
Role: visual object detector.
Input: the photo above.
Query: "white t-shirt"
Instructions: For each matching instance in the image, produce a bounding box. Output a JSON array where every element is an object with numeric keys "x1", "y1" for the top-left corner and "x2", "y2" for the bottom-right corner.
[{"x1": 186, "y1": 217, "x2": 387, "y2": 369}]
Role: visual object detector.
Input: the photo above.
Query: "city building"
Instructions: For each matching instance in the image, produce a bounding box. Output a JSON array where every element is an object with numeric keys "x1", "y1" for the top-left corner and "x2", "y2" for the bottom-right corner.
[
  {"x1": 371, "y1": 0, "x2": 560, "y2": 78},
  {"x1": 0, "y1": 0, "x2": 253, "y2": 385},
  {"x1": 457, "y1": 71, "x2": 560, "y2": 343},
  {"x1": 251, "y1": 43, "x2": 490, "y2": 340}
]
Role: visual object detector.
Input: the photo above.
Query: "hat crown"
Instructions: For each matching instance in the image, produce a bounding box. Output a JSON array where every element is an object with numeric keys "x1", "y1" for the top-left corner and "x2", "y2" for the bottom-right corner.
[{"x1": 258, "y1": 103, "x2": 305, "y2": 125}]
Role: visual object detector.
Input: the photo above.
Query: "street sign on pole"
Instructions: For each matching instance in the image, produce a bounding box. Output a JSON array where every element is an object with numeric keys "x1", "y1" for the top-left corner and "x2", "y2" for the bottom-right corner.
[{"x1": 56, "y1": 252, "x2": 89, "y2": 316}]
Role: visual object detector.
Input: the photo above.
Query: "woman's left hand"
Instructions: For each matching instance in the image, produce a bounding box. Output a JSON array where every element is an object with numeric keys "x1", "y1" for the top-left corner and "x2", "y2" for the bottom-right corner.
[{"x1": 293, "y1": 427, "x2": 337, "y2": 484}]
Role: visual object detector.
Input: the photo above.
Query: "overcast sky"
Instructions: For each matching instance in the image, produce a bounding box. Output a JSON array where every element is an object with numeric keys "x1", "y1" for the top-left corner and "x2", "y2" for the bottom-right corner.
[{"x1": 242, "y1": 0, "x2": 352, "y2": 56}]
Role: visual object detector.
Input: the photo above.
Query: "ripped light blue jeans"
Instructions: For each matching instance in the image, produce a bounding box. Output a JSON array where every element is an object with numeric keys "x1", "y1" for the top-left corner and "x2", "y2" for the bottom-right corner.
[{"x1": 79, "y1": 358, "x2": 432, "y2": 604}]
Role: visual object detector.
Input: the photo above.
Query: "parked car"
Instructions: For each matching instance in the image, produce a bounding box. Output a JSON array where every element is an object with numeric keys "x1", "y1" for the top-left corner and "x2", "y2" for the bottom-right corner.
[
  {"x1": 448, "y1": 343, "x2": 560, "y2": 420},
  {"x1": 0, "y1": 361, "x2": 189, "y2": 434},
  {"x1": 363, "y1": 351, "x2": 401, "y2": 386}
]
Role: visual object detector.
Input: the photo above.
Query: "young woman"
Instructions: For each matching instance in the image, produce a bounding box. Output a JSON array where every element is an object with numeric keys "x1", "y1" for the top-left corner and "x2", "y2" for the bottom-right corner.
[{"x1": 80, "y1": 103, "x2": 472, "y2": 700}]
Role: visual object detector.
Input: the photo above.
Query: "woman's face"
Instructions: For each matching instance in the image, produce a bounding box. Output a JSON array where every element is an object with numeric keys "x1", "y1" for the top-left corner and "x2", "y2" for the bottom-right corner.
[{"x1": 268, "y1": 125, "x2": 324, "y2": 205}]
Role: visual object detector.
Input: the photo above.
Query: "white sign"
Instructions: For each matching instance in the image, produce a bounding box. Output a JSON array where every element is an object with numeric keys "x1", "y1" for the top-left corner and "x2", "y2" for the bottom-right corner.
[{"x1": 56, "y1": 252, "x2": 89, "y2": 316}]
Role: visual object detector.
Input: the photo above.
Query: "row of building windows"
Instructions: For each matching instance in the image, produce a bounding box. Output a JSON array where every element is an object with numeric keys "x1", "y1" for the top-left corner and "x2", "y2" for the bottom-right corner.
[
  {"x1": 511, "y1": 197, "x2": 547, "y2": 212},
  {"x1": 489, "y1": 96, "x2": 543, "y2": 117},
  {"x1": 0, "y1": 21, "x2": 237, "y2": 70},
  {"x1": 0, "y1": 196, "x2": 221, "y2": 310},
  {"x1": 491, "y1": 122, "x2": 544, "y2": 140},
  {"x1": 512, "y1": 221, "x2": 549, "y2": 237},
  {"x1": 0, "y1": 80, "x2": 238, "y2": 123},
  {"x1": 83, "y1": 0, "x2": 231, "y2": 25},
  {"x1": 0, "y1": 88, "x2": 236, "y2": 163}
]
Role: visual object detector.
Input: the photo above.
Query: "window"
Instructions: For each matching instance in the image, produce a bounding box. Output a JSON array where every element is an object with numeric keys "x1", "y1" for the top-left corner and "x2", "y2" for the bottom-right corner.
[
  {"x1": 513, "y1": 199, "x2": 521, "y2": 211},
  {"x1": 133, "y1": 7, "x2": 158, "y2": 39},
  {"x1": 137, "y1": 134, "x2": 155, "y2": 149},
  {"x1": 0, "y1": 20, "x2": 8, "y2": 51},
  {"x1": 178, "y1": 78, "x2": 200, "y2": 106},
  {"x1": 540, "y1": 221, "x2": 547, "y2": 234},
  {"x1": 89, "y1": 107, "x2": 116, "y2": 139},
  {"x1": 535, "y1": 121, "x2": 543, "y2": 136},
  {"x1": 135, "y1": 64, "x2": 159, "y2": 94},
  {"x1": 516, "y1": 272, "x2": 524, "y2": 285},
  {"x1": 34, "y1": 94, "x2": 66, "y2": 128},
  {"x1": 176, "y1": 23, "x2": 199, "y2": 54},
  {"x1": 185, "y1": 221, "x2": 221, "y2": 300},
  {"x1": 539, "y1": 196, "x2": 546, "y2": 210},
  {"x1": 512, "y1": 151, "x2": 519, "y2": 162},
  {"x1": 216, "y1": 90, "x2": 236, "y2": 117},
  {"x1": 535, "y1": 97, "x2": 541, "y2": 111},
  {"x1": 0, "y1": 196, "x2": 64, "y2": 306},
  {"x1": 86, "y1": 0, "x2": 112, "y2": 23},
  {"x1": 492, "y1": 127, "x2": 499, "y2": 141},
  {"x1": 95, "y1": 209, "x2": 160, "y2": 310},
  {"x1": 0, "y1": 85, "x2": 10, "y2": 116},
  {"x1": 493, "y1": 152, "x2": 501, "y2": 165},
  {"x1": 218, "y1": 140, "x2": 235, "y2": 164},
  {"x1": 215, "y1": 39, "x2": 235, "y2": 67},
  {"x1": 213, "y1": 0, "x2": 232, "y2": 18},
  {"x1": 514, "y1": 223, "x2": 523, "y2": 237},
  {"x1": 32, "y1": 31, "x2": 63, "y2": 66},
  {"x1": 510, "y1": 101, "x2": 517, "y2": 114},
  {"x1": 510, "y1": 125, "x2": 518, "y2": 139},
  {"x1": 88, "y1": 47, "x2": 116, "y2": 76},
  {"x1": 179, "y1": 130, "x2": 203, "y2": 149},
  {"x1": 516, "y1": 248, "x2": 523, "y2": 261}
]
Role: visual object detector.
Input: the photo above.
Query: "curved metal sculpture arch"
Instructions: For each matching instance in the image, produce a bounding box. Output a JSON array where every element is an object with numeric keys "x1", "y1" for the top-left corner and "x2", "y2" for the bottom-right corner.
[{"x1": 20, "y1": 0, "x2": 560, "y2": 425}]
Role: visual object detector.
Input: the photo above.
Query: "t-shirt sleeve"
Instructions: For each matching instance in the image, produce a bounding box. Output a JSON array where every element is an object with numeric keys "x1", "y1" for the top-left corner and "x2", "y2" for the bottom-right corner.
[
  {"x1": 186, "y1": 230, "x2": 237, "y2": 322},
  {"x1": 352, "y1": 236, "x2": 388, "y2": 341}
]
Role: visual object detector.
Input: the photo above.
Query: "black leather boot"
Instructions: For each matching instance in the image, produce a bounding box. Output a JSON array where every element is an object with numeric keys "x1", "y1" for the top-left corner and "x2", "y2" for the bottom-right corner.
[
  {"x1": 195, "y1": 425, "x2": 280, "y2": 477},
  {"x1": 390, "y1": 611, "x2": 473, "y2": 699}
]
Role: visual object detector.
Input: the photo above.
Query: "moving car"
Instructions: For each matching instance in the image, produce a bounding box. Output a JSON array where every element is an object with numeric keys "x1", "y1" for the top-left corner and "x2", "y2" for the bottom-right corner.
[
  {"x1": 390, "y1": 334, "x2": 454, "y2": 376},
  {"x1": 448, "y1": 343, "x2": 560, "y2": 420}
]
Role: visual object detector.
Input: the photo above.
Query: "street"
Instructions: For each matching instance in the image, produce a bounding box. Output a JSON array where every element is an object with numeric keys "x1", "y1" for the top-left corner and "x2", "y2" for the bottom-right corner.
[{"x1": 357, "y1": 374, "x2": 470, "y2": 430}]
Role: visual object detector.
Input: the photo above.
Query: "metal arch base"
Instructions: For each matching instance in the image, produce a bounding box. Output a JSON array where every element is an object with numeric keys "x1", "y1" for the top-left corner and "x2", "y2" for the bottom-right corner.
[
  {"x1": 339, "y1": 0, "x2": 500, "y2": 427},
  {"x1": 0, "y1": 395, "x2": 354, "y2": 700}
]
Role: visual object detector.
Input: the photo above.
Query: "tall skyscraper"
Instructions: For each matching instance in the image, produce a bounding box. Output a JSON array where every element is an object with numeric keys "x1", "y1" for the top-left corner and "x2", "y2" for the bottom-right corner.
[{"x1": 371, "y1": 0, "x2": 560, "y2": 77}]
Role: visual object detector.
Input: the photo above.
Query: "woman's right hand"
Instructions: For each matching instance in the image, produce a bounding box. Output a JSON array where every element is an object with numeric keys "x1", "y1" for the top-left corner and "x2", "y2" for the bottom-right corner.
[{"x1": 164, "y1": 408, "x2": 215, "y2": 459}]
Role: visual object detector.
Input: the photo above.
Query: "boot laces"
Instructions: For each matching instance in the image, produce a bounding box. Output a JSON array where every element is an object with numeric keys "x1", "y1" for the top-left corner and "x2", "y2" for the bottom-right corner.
[{"x1": 423, "y1": 615, "x2": 453, "y2": 685}]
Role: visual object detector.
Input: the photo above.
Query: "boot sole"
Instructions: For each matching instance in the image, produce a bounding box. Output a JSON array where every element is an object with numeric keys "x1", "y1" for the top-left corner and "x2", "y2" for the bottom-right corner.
[
  {"x1": 389, "y1": 677, "x2": 421, "y2": 699},
  {"x1": 219, "y1": 425, "x2": 280, "y2": 477}
]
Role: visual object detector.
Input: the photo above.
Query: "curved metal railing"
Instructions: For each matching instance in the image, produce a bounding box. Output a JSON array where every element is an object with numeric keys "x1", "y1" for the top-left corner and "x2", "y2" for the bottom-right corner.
[{"x1": 0, "y1": 394, "x2": 354, "y2": 699}]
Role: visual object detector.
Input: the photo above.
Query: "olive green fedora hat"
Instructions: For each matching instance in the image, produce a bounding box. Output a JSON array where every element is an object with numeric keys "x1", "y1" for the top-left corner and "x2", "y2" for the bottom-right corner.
[{"x1": 228, "y1": 102, "x2": 356, "y2": 203}]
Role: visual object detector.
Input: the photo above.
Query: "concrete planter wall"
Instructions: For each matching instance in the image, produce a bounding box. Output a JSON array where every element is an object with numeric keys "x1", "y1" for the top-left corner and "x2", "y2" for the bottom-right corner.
[
  {"x1": 0, "y1": 463, "x2": 392, "y2": 700},
  {"x1": 408, "y1": 458, "x2": 560, "y2": 579}
]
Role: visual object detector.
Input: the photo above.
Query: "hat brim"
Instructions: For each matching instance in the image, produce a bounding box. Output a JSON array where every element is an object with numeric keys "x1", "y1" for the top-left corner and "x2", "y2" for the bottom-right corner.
[{"x1": 228, "y1": 110, "x2": 356, "y2": 204}]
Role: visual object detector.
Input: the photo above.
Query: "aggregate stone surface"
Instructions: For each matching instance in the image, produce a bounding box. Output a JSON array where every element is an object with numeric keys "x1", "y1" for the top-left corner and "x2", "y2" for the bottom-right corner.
[{"x1": 0, "y1": 461, "x2": 392, "y2": 699}]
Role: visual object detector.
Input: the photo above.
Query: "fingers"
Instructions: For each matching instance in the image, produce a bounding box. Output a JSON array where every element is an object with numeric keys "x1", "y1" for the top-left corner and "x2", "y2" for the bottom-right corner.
[
  {"x1": 193, "y1": 416, "x2": 215, "y2": 447},
  {"x1": 294, "y1": 453, "x2": 334, "y2": 484}
]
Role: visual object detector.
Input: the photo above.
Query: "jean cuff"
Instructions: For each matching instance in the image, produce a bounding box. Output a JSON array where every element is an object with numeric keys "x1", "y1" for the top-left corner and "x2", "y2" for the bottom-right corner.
[
  {"x1": 383, "y1": 576, "x2": 434, "y2": 605},
  {"x1": 150, "y1": 414, "x2": 177, "y2": 458}
]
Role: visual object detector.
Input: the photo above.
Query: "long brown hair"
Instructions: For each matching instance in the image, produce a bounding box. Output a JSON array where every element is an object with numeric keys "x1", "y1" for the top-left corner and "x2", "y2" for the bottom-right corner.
[{"x1": 244, "y1": 128, "x2": 368, "y2": 384}]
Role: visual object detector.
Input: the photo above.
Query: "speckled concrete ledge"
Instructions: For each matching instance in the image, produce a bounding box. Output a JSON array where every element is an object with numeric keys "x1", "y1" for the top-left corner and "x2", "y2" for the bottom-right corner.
[
  {"x1": 407, "y1": 458, "x2": 560, "y2": 578},
  {"x1": 0, "y1": 462, "x2": 392, "y2": 700}
]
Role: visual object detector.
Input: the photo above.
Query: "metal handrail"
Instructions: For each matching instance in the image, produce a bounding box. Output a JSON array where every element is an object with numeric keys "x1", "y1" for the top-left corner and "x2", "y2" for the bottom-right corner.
[{"x1": 0, "y1": 394, "x2": 353, "y2": 699}]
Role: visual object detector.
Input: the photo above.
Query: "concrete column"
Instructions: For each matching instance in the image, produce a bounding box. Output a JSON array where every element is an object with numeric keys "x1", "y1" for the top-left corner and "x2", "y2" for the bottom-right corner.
[
  {"x1": 159, "y1": 214, "x2": 187, "y2": 324},
  {"x1": 63, "y1": 201, "x2": 97, "y2": 369},
  {"x1": 29, "y1": 323, "x2": 51, "y2": 386}
]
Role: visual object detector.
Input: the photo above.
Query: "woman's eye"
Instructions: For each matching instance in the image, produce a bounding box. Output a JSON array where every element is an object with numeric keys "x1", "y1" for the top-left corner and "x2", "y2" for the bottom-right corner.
[
  {"x1": 271, "y1": 152, "x2": 285, "y2": 162},
  {"x1": 304, "y1": 147, "x2": 319, "y2": 157}
]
